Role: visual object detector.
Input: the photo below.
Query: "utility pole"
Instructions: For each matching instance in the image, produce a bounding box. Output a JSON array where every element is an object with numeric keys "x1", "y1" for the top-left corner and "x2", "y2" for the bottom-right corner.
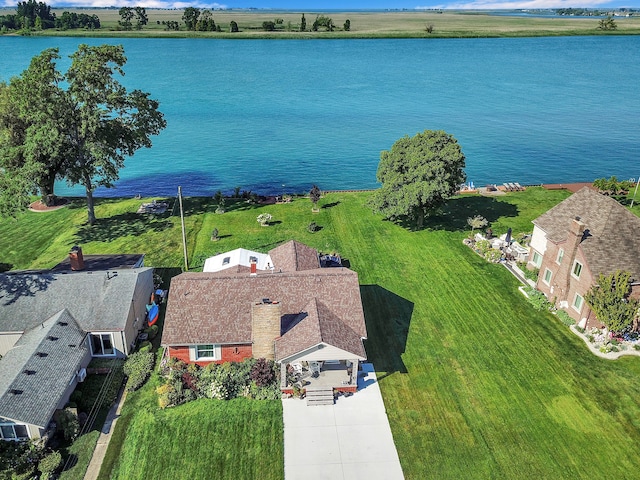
[
  {"x1": 631, "y1": 177, "x2": 640, "y2": 209},
  {"x1": 178, "y1": 186, "x2": 188, "y2": 271}
]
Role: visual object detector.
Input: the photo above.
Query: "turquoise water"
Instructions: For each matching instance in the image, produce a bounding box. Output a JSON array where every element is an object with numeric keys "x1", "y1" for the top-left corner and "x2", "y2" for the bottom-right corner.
[{"x1": 1, "y1": 36, "x2": 638, "y2": 197}]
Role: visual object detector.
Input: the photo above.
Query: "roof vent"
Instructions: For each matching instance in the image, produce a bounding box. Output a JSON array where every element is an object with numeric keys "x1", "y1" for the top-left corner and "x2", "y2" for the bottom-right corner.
[
  {"x1": 23, "y1": 369, "x2": 36, "y2": 375},
  {"x1": 35, "y1": 352, "x2": 48, "y2": 357},
  {"x1": 10, "y1": 389, "x2": 23, "y2": 395},
  {"x1": 68, "y1": 344, "x2": 77, "y2": 348},
  {"x1": 262, "y1": 298, "x2": 271, "y2": 304},
  {"x1": 58, "y1": 321, "x2": 68, "y2": 326},
  {"x1": 47, "y1": 336, "x2": 59, "y2": 341}
]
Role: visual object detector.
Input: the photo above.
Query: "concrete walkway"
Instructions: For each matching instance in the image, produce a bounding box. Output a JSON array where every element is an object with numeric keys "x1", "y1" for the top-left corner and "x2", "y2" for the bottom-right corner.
[
  {"x1": 282, "y1": 364, "x2": 404, "y2": 480},
  {"x1": 83, "y1": 387, "x2": 127, "y2": 480}
]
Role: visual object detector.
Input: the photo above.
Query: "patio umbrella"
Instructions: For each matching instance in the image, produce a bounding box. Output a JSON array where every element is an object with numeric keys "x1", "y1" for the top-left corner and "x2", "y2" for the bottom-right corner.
[{"x1": 505, "y1": 227, "x2": 512, "y2": 246}]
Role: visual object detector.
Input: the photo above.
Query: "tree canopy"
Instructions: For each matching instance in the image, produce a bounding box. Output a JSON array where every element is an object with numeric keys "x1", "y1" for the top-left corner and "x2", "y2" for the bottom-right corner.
[
  {"x1": 369, "y1": 130, "x2": 466, "y2": 228},
  {"x1": 584, "y1": 270, "x2": 640, "y2": 333},
  {"x1": 0, "y1": 45, "x2": 166, "y2": 224}
]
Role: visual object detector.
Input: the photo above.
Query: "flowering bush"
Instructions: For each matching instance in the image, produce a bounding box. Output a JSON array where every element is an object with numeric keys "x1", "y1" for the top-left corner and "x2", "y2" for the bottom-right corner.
[{"x1": 257, "y1": 213, "x2": 272, "y2": 226}]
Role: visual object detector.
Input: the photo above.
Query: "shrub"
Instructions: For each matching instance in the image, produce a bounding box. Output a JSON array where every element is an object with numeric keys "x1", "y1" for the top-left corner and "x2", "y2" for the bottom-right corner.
[
  {"x1": 634, "y1": 344, "x2": 640, "y2": 351},
  {"x1": 556, "y1": 310, "x2": 575, "y2": 326},
  {"x1": 38, "y1": 450, "x2": 62, "y2": 480},
  {"x1": 475, "y1": 239, "x2": 491, "y2": 255},
  {"x1": 575, "y1": 326, "x2": 585, "y2": 333},
  {"x1": 484, "y1": 249, "x2": 502, "y2": 263},
  {"x1": 587, "y1": 335, "x2": 595, "y2": 343},
  {"x1": 523, "y1": 267, "x2": 540, "y2": 282},
  {"x1": 144, "y1": 324, "x2": 159, "y2": 340},
  {"x1": 307, "y1": 222, "x2": 319, "y2": 233},
  {"x1": 610, "y1": 338, "x2": 620, "y2": 346},
  {"x1": 57, "y1": 408, "x2": 79, "y2": 441},
  {"x1": 250, "y1": 358, "x2": 276, "y2": 387},
  {"x1": 611, "y1": 346, "x2": 619, "y2": 352},
  {"x1": 123, "y1": 351, "x2": 155, "y2": 392},
  {"x1": 257, "y1": 213, "x2": 272, "y2": 226},
  {"x1": 138, "y1": 341, "x2": 152, "y2": 353},
  {"x1": 523, "y1": 288, "x2": 552, "y2": 311}
]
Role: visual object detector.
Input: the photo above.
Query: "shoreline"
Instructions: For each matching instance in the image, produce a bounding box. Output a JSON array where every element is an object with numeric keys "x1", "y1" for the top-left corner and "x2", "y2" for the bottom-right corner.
[{"x1": 3, "y1": 9, "x2": 640, "y2": 39}]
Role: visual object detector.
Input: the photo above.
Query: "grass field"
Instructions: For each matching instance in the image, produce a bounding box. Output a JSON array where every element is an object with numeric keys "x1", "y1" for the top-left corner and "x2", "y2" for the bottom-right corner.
[
  {"x1": 4, "y1": 9, "x2": 640, "y2": 38},
  {"x1": 4, "y1": 188, "x2": 640, "y2": 478}
]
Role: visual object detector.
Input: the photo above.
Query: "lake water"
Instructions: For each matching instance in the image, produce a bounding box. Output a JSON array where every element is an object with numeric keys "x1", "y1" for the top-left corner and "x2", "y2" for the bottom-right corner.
[{"x1": 1, "y1": 36, "x2": 638, "y2": 197}]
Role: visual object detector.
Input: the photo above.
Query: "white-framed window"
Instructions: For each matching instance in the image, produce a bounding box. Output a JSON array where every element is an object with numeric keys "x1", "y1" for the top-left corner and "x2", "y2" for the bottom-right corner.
[
  {"x1": 194, "y1": 344, "x2": 220, "y2": 361},
  {"x1": 0, "y1": 421, "x2": 29, "y2": 441},
  {"x1": 532, "y1": 251, "x2": 542, "y2": 268},
  {"x1": 543, "y1": 268, "x2": 552, "y2": 285},
  {"x1": 556, "y1": 249, "x2": 564, "y2": 265},
  {"x1": 90, "y1": 333, "x2": 116, "y2": 357},
  {"x1": 572, "y1": 293, "x2": 584, "y2": 312},
  {"x1": 572, "y1": 261, "x2": 583, "y2": 279},
  {"x1": 222, "y1": 257, "x2": 231, "y2": 265}
]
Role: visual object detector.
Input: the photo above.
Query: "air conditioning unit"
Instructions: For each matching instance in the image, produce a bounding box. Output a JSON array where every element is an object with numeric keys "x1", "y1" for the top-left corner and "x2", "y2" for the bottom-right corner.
[{"x1": 77, "y1": 368, "x2": 87, "y2": 383}]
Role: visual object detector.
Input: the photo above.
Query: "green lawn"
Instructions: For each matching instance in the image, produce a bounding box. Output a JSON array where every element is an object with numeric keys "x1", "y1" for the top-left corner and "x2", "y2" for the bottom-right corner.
[
  {"x1": 98, "y1": 374, "x2": 283, "y2": 480},
  {"x1": 5, "y1": 187, "x2": 640, "y2": 478}
]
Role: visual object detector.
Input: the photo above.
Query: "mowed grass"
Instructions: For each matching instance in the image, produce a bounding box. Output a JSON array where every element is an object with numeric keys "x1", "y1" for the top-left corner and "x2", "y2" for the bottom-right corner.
[
  {"x1": 21, "y1": 9, "x2": 640, "y2": 38},
  {"x1": 101, "y1": 375, "x2": 283, "y2": 480},
  {"x1": 5, "y1": 187, "x2": 640, "y2": 478}
]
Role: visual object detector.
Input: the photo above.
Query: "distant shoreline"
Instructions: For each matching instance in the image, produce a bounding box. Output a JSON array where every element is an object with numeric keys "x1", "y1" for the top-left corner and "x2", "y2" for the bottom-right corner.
[{"x1": 3, "y1": 9, "x2": 640, "y2": 39}]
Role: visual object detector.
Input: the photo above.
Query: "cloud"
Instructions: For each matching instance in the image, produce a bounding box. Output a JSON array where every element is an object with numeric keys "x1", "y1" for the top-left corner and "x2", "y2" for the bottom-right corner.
[
  {"x1": 417, "y1": 0, "x2": 615, "y2": 8},
  {"x1": 2, "y1": 0, "x2": 227, "y2": 8}
]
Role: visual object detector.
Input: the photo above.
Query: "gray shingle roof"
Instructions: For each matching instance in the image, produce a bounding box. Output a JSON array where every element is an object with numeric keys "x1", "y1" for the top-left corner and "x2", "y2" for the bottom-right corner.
[
  {"x1": 0, "y1": 268, "x2": 152, "y2": 334},
  {"x1": 532, "y1": 187, "x2": 640, "y2": 279},
  {"x1": 0, "y1": 310, "x2": 88, "y2": 428}
]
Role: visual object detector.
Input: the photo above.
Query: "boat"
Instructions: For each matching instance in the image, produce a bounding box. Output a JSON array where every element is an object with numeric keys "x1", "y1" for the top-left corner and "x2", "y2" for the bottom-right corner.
[{"x1": 147, "y1": 303, "x2": 159, "y2": 326}]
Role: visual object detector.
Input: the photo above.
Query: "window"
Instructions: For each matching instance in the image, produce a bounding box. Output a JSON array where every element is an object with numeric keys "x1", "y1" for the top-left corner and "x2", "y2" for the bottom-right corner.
[
  {"x1": 222, "y1": 257, "x2": 231, "y2": 265},
  {"x1": 543, "y1": 268, "x2": 552, "y2": 285},
  {"x1": 196, "y1": 344, "x2": 217, "y2": 360},
  {"x1": 572, "y1": 261, "x2": 583, "y2": 279},
  {"x1": 573, "y1": 294, "x2": 584, "y2": 312},
  {"x1": 0, "y1": 422, "x2": 29, "y2": 441},
  {"x1": 90, "y1": 333, "x2": 115, "y2": 356},
  {"x1": 532, "y1": 251, "x2": 542, "y2": 268},
  {"x1": 556, "y1": 249, "x2": 564, "y2": 265}
]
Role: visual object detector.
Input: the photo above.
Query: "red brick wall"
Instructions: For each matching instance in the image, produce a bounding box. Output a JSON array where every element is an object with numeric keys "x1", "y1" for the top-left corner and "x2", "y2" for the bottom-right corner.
[
  {"x1": 167, "y1": 344, "x2": 252, "y2": 367},
  {"x1": 537, "y1": 242, "x2": 602, "y2": 328}
]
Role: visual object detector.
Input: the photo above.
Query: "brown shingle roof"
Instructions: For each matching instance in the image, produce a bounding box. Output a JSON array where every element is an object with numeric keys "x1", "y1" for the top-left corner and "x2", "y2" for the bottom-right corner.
[
  {"x1": 533, "y1": 187, "x2": 640, "y2": 278},
  {"x1": 162, "y1": 268, "x2": 367, "y2": 348},
  {"x1": 274, "y1": 298, "x2": 366, "y2": 361},
  {"x1": 268, "y1": 240, "x2": 320, "y2": 272}
]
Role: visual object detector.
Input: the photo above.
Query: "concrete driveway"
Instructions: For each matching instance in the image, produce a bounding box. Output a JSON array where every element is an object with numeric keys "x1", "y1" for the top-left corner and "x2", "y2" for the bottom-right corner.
[{"x1": 282, "y1": 364, "x2": 404, "y2": 480}]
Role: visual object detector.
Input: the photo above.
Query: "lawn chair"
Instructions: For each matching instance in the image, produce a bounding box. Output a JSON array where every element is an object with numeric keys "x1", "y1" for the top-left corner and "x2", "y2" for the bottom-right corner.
[
  {"x1": 514, "y1": 182, "x2": 523, "y2": 191},
  {"x1": 503, "y1": 183, "x2": 512, "y2": 191}
]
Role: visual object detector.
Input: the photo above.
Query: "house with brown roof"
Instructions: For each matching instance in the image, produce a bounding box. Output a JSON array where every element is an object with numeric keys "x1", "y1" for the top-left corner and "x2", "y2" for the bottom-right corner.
[
  {"x1": 528, "y1": 187, "x2": 640, "y2": 328},
  {"x1": 162, "y1": 240, "x2": 367, "y2": 394}
]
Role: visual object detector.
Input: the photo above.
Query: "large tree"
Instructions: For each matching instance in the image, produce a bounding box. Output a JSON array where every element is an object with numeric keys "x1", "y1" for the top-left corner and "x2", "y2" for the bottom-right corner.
[
  {"x1": 65, "y1": 44, "x2": 166, "y2": 225},
  {"x1": 0, "y1": 49, "x2": 69, "y2": 207},
  {"x1": 0, "y1": 45, "x2": 166, "y2": 224},
  {"x1": 584, "y1": 270, "x2": 640, "y2": 333},
  {"x1": 369, "y1": 130, "x2": 466, "y2": 228}
]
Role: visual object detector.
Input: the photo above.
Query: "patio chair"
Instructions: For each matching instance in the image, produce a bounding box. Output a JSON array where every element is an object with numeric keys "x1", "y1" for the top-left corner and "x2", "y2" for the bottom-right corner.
[
  {"x1": 309, "y1": 361, "x2": 321, "y2": 378},
  {"x1": 514, "y1": 182, "x2": 523, "y2": 190}
]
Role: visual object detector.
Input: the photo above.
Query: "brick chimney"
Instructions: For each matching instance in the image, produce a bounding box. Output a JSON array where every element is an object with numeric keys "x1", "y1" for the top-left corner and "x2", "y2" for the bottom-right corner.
[
  {"x1": 251, "y1": 299, "x2": 281, "y2": 360},
  {"x1": 250, "y1": 259, "x2": 257, "y2": 276},
  {"x1": 69, "y1": 246, "x2": 85, "y2": 271},
  {"x1": 554, "y1": 217, "x2": 586, "y2": 303}
]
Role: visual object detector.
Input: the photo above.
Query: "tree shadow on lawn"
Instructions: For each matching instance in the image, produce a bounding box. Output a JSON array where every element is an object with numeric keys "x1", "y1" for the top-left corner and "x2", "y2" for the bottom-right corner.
[
  {"x1": 75, "y1": 213, "x2": 173, "y2": 243},
  {"x1": 397, "y1": 195, "x2": 520, "y2": 232},
  {"x1": 360, "y1": 285, "x2": 413, "y2": 377}
]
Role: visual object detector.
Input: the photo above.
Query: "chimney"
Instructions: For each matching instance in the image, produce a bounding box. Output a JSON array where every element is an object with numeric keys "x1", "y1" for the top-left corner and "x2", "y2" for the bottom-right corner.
[
  {"x1": 251, "y1": 299, "x2": 281, "y2": 360},
  {"x1": 554, "y1": 217, "x2": 586, "y2": 304},
  {"x1": 250, "y1": 258, "x2": 257, "y2": 276},
  {"x1": 69, "y1": 246, "x2": 85, "y2": 271}
]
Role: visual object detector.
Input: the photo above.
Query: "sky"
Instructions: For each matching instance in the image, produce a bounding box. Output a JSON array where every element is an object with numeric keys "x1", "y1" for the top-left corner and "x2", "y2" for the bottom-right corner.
[{"x1": 1, "y1": 0, "x2": 638, "y2": 12}]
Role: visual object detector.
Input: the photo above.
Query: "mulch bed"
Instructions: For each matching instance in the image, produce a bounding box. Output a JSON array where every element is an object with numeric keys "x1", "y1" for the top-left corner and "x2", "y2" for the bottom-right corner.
[{"x1": 29, "y1": 198, "x2": 70, "y2": 212}]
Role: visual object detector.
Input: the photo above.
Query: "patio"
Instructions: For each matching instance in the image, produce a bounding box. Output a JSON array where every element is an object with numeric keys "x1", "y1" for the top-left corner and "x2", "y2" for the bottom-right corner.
[{"x1": 282, "y1": 360, "x2": 357, "y2": 391}]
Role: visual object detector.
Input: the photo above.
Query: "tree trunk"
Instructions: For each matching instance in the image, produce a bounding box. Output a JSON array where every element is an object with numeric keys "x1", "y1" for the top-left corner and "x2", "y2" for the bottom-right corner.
[
  {"x1": 83, "y1": 174, "x2": 96, "y2": 225},
  {"x1": 38, "y1": 174, "x2": 56, "y2": 206},
  {"x1": 416, "y1": 211, "x2": 425, "y2": 230}
]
